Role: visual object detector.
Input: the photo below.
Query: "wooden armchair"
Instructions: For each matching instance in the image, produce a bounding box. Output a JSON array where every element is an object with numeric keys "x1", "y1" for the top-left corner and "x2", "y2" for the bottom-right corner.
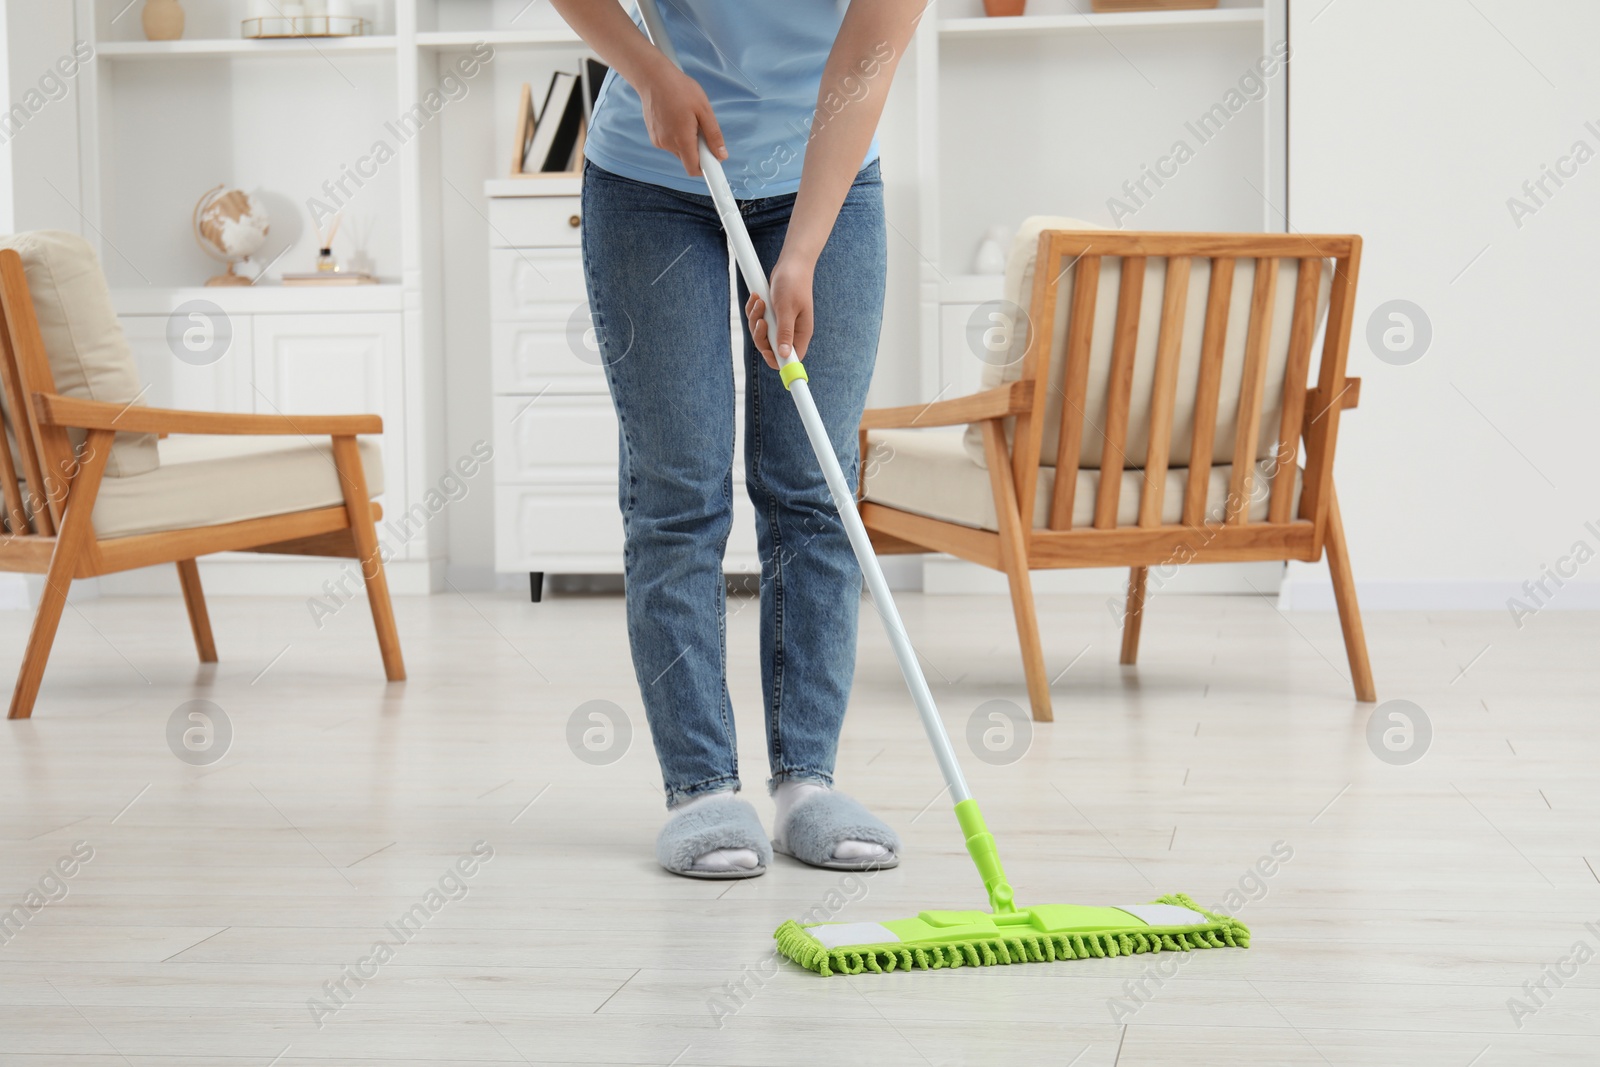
[
  {"x1": 859, "y1": 222, "x2": 1373, "y2": 722},
  {"x1": 0, "y1": 232, "x2": 403, "y2": 719}
]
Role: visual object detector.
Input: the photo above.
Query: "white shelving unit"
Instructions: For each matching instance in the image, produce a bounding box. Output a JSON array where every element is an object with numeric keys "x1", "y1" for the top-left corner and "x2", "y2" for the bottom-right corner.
[
  {"x1": 908, "y1": 0, "x2": 1289, "y2": 593},
  {"x1": 70, "y1": 0, "x2": 425, "y2": 592},
  {"x1": 43, "y1": 0, "x2": 1287, "y2": 595},
  {"x1": 55, "y1": 0, "x2": 621, "y2": 592}
]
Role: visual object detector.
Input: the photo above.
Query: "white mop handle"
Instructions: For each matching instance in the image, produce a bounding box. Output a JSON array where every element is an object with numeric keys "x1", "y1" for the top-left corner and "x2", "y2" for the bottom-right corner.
[{"x1": 634, "y1": 0, "x2": 973, "y2": 806}]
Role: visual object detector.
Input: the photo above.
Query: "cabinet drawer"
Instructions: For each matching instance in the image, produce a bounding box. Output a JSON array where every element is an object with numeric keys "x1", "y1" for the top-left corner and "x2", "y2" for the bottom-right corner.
[
  {"x1": 494, "y1": 485, "x2": 761, "y2": 573},
  {"x1": 492, "y1": 319, "x2": 607, "y2": 393},
  {"x1": 489, "y1": 195, "x2": 583, "y2": 248},
  {"x1": 491, "y1": 249, "x2": 587, "y2": 313},
  {"x1": 496, "y1": 486, "x2": 623, "y2": 570},
  {"x1": 493, "y1": 395, "x2": 618, "y2": 482},
  {"x1": 493, "y1": 394, "x2": 751, "y2": 482}
]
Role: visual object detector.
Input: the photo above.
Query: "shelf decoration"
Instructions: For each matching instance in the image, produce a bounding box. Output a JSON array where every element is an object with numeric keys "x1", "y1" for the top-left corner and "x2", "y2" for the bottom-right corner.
[
  {"x1": 281, "y1": 213, "x2": 377, "y2": 285},
  {"x1": 142, "y1": 0, "x2": 185, "y2": 41},
  {"x1": 315, "y1": 214, "x2": 343, "y2": 273},
  {"x1": 973, "y1": 224, "x2": 1010, "y2": 274},
  {"x1": 244, "y1": 0, "x2": 365, "y2": 39},
  {"x1": 193, "y1": 185, "x2": 270, "y2": 287},
  {"x1": 983, "y1": 0, "x2": 1025, "y2": 15}
]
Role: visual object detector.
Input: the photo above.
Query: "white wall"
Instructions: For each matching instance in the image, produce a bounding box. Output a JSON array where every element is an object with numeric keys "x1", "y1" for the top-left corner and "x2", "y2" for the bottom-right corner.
[
  {"x1": 1286, "y1": 0, "x2": 1600, "y2": 613},
  {"x1": 2, "y1": 3, "x2": 85, "y2": 235},
  {"x1": 0, "y1": 7, "x2": 11, "y2": 234}
]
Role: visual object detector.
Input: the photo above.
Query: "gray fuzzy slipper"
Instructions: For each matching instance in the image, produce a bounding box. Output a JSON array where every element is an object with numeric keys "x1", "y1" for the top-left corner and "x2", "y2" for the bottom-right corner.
[
  {"x1": 773, "y1": 790, "x2": 901, "y2": 871},
  {"x1": 656, "y1": 797, "x2": 773, "y2": 880}
]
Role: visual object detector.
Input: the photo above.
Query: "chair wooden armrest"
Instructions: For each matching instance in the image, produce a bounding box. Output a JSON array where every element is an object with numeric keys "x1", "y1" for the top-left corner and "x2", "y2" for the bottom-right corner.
[
  {"x1": 33, "y1": 393, "x2": 383, "y2": 436},
  {"x1": 859, "y1": 381, "x2": 1034, "y2": 431},
  {"x1": 1303, "y1": 377, "x2": 1361, "y2": 432}
]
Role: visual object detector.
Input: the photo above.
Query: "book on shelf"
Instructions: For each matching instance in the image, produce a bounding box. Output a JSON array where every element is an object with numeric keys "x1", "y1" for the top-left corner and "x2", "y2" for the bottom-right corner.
[
  {"x1": 541, "y1": 72, "x2": 586, "y2": 173},
  {"x1": 513, "y1": 58, "x2": 611, "y2": 177},
  {"x1": 524, "y1": 71, "x2": 578, "y2": 174},
  {"x1": 512, "y1": 82, "x2": 537, "y2": 177},
  {"x1": 580, "y1": 58, "x2": 608, "y2": 128}
]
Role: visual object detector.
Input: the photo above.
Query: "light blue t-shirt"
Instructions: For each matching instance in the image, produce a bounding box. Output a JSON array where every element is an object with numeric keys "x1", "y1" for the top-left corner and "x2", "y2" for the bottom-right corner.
[{"x1": 584, "y1": 0, "x2": 880, "y2": 199}]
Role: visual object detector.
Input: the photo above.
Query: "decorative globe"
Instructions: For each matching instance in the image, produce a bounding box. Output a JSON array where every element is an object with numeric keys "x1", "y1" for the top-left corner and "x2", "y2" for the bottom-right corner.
[{"x1": 192, "y1": 185, "x2": 270, "y2": 286}]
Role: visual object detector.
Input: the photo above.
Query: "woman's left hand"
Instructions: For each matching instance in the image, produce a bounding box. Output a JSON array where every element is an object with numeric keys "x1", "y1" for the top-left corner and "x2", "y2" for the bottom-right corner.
[{"x1": 745, "y1": 256, "x2": 815, "y2": 371}]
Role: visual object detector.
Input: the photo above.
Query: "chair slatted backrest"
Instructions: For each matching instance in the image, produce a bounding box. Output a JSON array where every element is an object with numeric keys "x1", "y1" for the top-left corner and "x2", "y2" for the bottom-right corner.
[
  {"x1": 1001, "y1": 231, "x2": 1360, "y2": 546},
  {"x1": 0, "y1": 249, "x2": 72, "y2": 537}
]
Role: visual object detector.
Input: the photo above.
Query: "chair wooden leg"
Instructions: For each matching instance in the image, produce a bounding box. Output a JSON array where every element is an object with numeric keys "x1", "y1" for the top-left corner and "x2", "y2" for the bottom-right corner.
[
  {"x1": 176, "y1": 559, "x2": 218, "y2": 663},
  {"x1": 9, "y1": 430, "x2": 112, "y2": 720},
  {"x1": 331, "y1": 436, "x2": 406, "y2": 682},
  {"x1": 1120, "y1": 565, "x2": 1148, "y2": 666},
  {"x1": 9, "y1": 555, "x2": 73, "y2": 720},
  {"x1": 1002, "y1": 551, "x2": 1052, "y2": 723},
  {"x1": 1324, "y1": 484, "x2": 1375, "y2": 703},
  {"x1": 982, "y1": 421, "x2": 1052, "y2": 722}
]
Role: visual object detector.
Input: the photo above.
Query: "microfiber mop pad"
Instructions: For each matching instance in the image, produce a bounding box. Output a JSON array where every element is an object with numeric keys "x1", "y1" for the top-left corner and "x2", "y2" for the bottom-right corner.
[{"x1": 776, "y1": 894, "x2": 1248, "y2": 976}]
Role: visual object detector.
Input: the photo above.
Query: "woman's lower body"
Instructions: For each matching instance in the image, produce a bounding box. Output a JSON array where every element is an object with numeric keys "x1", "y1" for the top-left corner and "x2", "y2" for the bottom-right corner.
[{"x1": 580, "y1": 158, "x2": 897, "y2": 875}]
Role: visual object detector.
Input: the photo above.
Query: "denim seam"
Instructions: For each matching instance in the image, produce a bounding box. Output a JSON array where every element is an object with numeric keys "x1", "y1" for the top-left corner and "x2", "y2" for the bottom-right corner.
[
  {"x1": 584, "y1": 210, "x2": 638, "y2": 545},
  {"x1": 667, "y1": 773, "x2": 742, "y2": 807},
  {"x1": 769, "y1": 767, "x2": 834, "y2": 790}
]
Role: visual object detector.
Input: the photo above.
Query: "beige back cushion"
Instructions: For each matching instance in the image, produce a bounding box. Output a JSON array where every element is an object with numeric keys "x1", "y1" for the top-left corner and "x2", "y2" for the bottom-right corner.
[
  {"x1": 964, "y1": 216, "x2": 1333, "y2": 471},
  {"x1": 0, "y1": 231, "x2": 158, "y2": 478}
]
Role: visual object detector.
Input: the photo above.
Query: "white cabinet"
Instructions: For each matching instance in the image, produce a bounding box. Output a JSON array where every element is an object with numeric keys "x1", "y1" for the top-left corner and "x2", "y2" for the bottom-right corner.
[
  {"x1": 485, "y1": 178, "x2": 759, "y2": 593},
  {"x1": 122, "y1": 313, "x2": 253, "y2": 415},
  {"x1": 492, "y1": 320, "x2": 606, "y2": 394},
  {"x1": 493, "y1": 395, "x2": 618, "y2": 483},
  {"x1": 491, "y1": 248, "x2": 590, "y2": 309},
  {"x1": 110, "y1": 288, "x2": 430, "y2": 589},
  {"x1": 252, "y1": 313, "x2": 407, "y2": 549}
]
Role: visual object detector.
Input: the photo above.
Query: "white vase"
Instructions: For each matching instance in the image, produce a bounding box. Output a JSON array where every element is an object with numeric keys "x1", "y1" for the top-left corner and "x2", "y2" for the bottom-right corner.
[{"x1": 974, "y1": 225, "x2": 1011, "y2": 275}]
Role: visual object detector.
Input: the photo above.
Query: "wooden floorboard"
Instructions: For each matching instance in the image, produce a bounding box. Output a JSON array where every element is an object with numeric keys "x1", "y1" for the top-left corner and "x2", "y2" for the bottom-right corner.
[{"x1": 0, "y1": 589, "x2": 1592, "y2": 1064}]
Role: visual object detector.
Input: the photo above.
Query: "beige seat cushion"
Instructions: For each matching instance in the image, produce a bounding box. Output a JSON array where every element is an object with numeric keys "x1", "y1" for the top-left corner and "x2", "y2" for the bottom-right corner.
[
  {"x1": 0, "y1": 231, "x2": 158, "y2": 477},
  {"x1": 91, "y1": 435, "x2": 383, "y2": 540},
  {"x1": 865, "y1": 429, "x2": 1298, "y2": 533},
  {"x1": 961, "y1": 217, "x2": 1334, "y2": 471}
]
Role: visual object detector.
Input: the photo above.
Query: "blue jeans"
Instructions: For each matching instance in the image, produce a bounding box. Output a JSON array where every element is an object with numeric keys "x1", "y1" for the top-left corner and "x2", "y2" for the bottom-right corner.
[{"x1": 580, "y1": 159, "x2": 886, "y2": 807}]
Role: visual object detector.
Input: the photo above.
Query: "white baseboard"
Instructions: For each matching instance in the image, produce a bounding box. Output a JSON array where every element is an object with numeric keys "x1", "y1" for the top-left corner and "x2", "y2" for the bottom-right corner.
[
  {"x1": 91, "y1": 558, "x2": 443, "y2": 598},
  {"x1": 27, "y1": 558, "x2": 1595, "y2": 616},
  {"x1": 0, "y1": 573, "x2": 37, "y2": 610},
  {"x1": 880, "y1": 556, "x2": 923, "y2": 592},
  {"x1": 444, "y1": 564, "x2": 501, "y2": 592},
  {"x1": 922, "y1": 557, "x2": 1285, "y2": 596},
  {"x1": 471, "y1": 558, "x2": 926, "y2": 598},
  {"x1": 1285, "y1": 577, "x2": 1600, "y2": 612}
]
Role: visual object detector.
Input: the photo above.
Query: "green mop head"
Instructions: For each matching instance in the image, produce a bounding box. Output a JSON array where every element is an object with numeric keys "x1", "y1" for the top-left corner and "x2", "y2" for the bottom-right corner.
[{"x1": 774, "y1": 893, "x2": 1248, "y2": 976}]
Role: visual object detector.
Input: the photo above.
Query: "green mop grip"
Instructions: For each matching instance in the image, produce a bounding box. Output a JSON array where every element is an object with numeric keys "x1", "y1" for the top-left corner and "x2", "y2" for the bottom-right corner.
[{"x1": 954, "y1": 799, "x2": 1016, "y2": 914}]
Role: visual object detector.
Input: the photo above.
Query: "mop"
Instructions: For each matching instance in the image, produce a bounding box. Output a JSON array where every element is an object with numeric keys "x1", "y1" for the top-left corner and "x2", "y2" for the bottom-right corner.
[{"x1": 635, "y1": 0, "x2": 1250, "y2": 976}]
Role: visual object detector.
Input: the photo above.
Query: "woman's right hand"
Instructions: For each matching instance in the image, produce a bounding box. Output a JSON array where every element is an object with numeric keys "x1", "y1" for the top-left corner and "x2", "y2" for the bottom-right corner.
[{"x1": 637, "y1": 58, "x2": 728, "y2": 177}]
